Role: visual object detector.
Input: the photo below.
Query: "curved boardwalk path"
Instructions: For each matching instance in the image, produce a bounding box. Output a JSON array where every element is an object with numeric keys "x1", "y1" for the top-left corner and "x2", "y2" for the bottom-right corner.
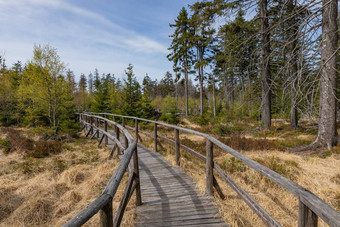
[
  {"x1": 135, "y1": 144, "x2": 227, "y2": 227},
  {"x1": 97, "y1": 127, "x2": 227, "y2": 226}
]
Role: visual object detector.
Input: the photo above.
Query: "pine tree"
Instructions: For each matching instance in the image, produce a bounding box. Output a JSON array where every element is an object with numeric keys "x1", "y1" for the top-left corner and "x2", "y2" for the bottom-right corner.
[
  {"x1": 168, "y1": 7, "x2": 194, "y2": 117},
  {"x1": 122, "y1": 64, "x2": 142, "y2": 117}
]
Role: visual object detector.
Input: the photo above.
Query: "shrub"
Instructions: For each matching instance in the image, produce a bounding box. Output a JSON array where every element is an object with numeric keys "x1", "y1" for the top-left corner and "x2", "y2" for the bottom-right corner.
[
  {"x1": 160, "y1": 95, "x2": 180, "y2": 124},
  {"x1": 254, "y1": 156, "x2": 299, "y2": 181},
  {"x1": 220, "y1": 136, "x2": 279, "y2": 151},
  {"x1": 221, "y1": 157, "x2": 248, "y2": 174},
  {"x1": 1, "y1": 128, "x2": 34, "y2": 153},
  {"x1": 25, "y1": 140, "x2": 62, "y2": 158},
  {"x1": 0, "y1": 138, "x2": 11, "y2": 154}
]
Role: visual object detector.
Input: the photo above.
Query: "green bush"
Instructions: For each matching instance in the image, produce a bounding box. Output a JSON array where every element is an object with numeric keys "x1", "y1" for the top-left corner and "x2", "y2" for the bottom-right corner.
[
  {"x1": 25, "y1": 140, "x2": 63, "y2": 158},
  {"x1": 221, "y1": 157, "x2": 248, "y2": 174},
  {"x1": 160, "y1": 95, "x2": 180, "y2": 124},
  {"x1": 0, "y1": 138, "x2": 11, "y2": 154}
]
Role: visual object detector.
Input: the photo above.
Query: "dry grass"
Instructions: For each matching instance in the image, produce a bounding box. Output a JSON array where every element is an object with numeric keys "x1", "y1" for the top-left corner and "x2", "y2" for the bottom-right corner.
[
  {"x1": 0, "y1": 129, "x2": 136, "y2": 227},
  {"x1": 136, "y1": 124, "x2": 340, "y2": 227}
]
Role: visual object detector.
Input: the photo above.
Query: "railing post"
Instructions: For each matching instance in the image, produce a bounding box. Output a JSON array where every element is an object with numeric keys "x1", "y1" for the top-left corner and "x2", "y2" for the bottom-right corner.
[
  {"x1": 135, "y1": 119, "x2": 139, "y2": 143},
  {"x1": 206, "y1": 139, "x2": 213, "y2": 196},
  {"x1": 175, "y1": 129, "x2": 180, "y2": 166},
  {"x1": 100, "y1": 200, "x2": 113, "y2": 227},
  {"x1": 116, "y1": 125, "x2": 120, "y2": 154},
  {"x1": 298, "y1": 200, "x2": 317, "y2": 227},
  {"x1": 133, "y1": 141, "x2": 142, "y2": 206},
  {"x1": 122, "y1": 117, "x2": 128, "y2": 149},
  {"x1": 104, "y1": 120, "x2": 108, "y2": 145},
  {"x1": 154, "y1": 123, "x2": 158, "y2": 152},
  {"x1": 90, "y1": 116, "x2": 93, "y2": 135},
  {"x1": 96, "y1": 118, "x2": 99, "y2": 138}
]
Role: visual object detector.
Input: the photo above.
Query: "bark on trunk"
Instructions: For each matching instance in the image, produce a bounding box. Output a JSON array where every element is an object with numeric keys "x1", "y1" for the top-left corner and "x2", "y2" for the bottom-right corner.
[
  {"x1": 288, "y1": 0, "x2": 299, "y2": 129},
  {"x1": 199, "y1": 68, "x2": 204, "y2": 115},
  {"x1": 316, "y1": 0, "x2": 338, "y2": 149},
  {"x1": 212, "y1": 75, "x2": 216, "y2": 117},
  {"x1": 184, "y1": 62, "x2": 189, "y2": 117},
  {"x1": 291, "y1": 0, "x2": 338, "y2": 152},
  {"x1": 260, "y1": 0, "x2": 271, "y2": 130}
]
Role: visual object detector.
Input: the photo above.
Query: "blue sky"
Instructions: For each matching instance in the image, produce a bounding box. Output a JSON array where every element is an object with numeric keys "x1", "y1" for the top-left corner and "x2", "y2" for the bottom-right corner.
[{"x1": 0, "y1": 0, "x2": 197, "y2": 82}]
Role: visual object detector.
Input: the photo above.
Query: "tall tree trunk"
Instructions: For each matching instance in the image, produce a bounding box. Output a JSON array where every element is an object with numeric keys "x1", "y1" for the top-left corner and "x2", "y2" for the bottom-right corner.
[
  {"x1": 230, "y1": 74, "x2": 234, "y2": 105},
  {"x1": 316, "y1": 0, "x2": 338, "y2": 149},
  {"x1": 288, "y1": 0, "x2": 299, "y2": 129},
  {"x1": 213, "y1": 75, "x2": 216, "y2": 117},
  {"x1": 199, "y1": 67, "x2": 204, "y2": 115},
  {"x1": 184, "y1": 61, "x2": 189, "y2": 117},
  {"x1": 260, "y1": 0, "x2": 271, "y2": 130},
  {"x1": 291, "y1": 0, "x2": 338, "y2": 152},
  {"x1": 198, "y1": 46, "x2": 204, "y2": 115}
]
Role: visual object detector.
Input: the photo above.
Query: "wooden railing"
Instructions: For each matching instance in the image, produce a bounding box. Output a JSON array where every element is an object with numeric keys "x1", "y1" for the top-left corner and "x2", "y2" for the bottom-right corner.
[
  {"x1": 85, "y1": 112, "x2": 340, "y2": 227},
  {"x1": 63, "y1": 113, "x2": 141, "y2": 227}
]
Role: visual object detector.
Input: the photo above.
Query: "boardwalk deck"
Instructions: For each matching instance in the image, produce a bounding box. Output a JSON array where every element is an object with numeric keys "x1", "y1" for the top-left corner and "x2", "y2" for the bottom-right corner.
[
  {"x1": 89, "y1": 125, "x2": 227, "y2": 226},
  {"x1": 135, "y1": 145, "x2": 227, "y2": 227}
]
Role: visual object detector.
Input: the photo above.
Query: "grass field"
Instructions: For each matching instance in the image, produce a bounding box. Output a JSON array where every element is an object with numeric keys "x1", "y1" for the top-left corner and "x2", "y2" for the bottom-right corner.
[
  {"x1": 0, "y1": 119, "x2": 339, "y2": 227},
  {"x1": 137, "y1": 119, "x2": 340, "y2": 227},
  {"x1": 0, "y1": 128, "x2": 135, "y2": 227}
]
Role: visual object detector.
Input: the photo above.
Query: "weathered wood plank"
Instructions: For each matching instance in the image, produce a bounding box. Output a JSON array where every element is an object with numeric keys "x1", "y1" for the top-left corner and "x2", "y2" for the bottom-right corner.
[
  {"x1": 298, "y1": 200, "x2": 317, "y2": 227},
  {"x1": 214, "y1": 164, "x2": 281, "y2": 227},
  {"x1": 206, "y1": 139, "x2": 213, "y2": 196},
  {"x1": 175, "y1": 128, "x2": 180, "y2": 166}
]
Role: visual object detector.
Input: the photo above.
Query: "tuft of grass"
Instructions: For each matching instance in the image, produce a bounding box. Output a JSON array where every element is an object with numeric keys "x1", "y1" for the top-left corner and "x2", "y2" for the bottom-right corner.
[
  {"x1": 331, "y1": 173, "x2": 340, "y2": 185},
  {"x1": 253, "y1": 156, "x2": 300, "y2": 181},
  {"x1": 25, "y1": 140, "x2": 63, "y2": 158},
  {"x1": 220, "y1": 157, "x2": 248, "y2": 174},
  {"x1": 1, "y1": 138, "x2": 11, "y2": 154},
  {"x1": 220, "y1": 136, "x2": 279, "y2": 151},
  {"x1": 12, "y1": 158, "x2": 44, "y2": 174}
]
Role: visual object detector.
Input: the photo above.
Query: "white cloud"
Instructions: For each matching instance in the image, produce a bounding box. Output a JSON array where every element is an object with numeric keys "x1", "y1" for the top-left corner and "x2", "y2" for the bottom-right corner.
[{"x1": 0, "y1": 0, "x2": 171, "y2": 80}]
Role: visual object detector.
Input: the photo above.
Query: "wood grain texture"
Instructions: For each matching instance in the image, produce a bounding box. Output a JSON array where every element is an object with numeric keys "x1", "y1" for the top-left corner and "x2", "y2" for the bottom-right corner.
[{"x1": 135, "y1": 144, "x2": 227, "y2": 226}]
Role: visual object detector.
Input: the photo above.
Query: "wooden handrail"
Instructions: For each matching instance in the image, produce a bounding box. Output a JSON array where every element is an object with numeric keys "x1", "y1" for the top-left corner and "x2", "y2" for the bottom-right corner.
[
  {"x1": 87, "y1": 112, "x2": 340, "y2": 227},
  {"x1": 64, "y1": 113, "x2": 141, "y2": 227}
]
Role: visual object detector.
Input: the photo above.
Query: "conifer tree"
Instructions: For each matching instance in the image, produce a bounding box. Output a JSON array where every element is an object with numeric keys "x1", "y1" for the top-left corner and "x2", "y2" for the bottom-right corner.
[
  {"x1": 168, "y1": 7, "x2": 194, "y2": 117},
  {"x1": 122, "y1": 64, "x2": 142, "y2": 116}
]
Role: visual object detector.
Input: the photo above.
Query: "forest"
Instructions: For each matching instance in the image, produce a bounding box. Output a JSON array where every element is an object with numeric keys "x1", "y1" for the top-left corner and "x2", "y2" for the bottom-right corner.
[{"x1": 0, "y1": 0, "x2": 339, "y2": 152}]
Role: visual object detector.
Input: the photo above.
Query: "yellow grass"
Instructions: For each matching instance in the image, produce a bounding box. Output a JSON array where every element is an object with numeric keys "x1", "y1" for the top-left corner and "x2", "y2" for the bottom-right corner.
[
  {"x1": 138, "y1": 130, "x2": 340, "y2": 227},
  {"x1": 0, "y1": 131, "x2": 136, "y2": 227}
]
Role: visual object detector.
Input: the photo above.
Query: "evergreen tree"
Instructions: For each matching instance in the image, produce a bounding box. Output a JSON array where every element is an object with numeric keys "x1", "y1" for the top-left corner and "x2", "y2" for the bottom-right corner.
[
  {"x1": 168, "y1": 7, "x2": 194, "y2": 117},
  {"x1": 122, "y1": 64, "x2": 142, "y2": 116}
]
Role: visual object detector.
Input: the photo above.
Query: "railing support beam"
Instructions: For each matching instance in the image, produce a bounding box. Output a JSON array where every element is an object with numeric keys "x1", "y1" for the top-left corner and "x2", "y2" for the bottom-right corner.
[
  {"x1": 104, "y1": 120, "x2": 108, "y2": 145},
  {"x1": 133, "y1": 145, "x2": 142, "y2": 206},
  {"x1": 175, "y1": 129, "x2": 180, "y2": 166},
  {"x1": 100, "y1": 199, "x2": 113, "y2": 227},
  {"x1": 298, "y1": 200, "x2": 317, "y2": 227},
  {"x1": 154, "y1": 123, "x2": 158, "y2": 152},
  {"x1": 206, "y1": 139, "x2": 213, "y2": 196}
]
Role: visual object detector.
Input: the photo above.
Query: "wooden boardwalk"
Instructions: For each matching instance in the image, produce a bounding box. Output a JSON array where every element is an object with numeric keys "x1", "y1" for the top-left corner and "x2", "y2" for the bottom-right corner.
[
  {"x1": 135, "y1": 145, "x2": 227, "y2": 227},
  {"x1": 77, "y1": 114, "x2": 340, "y2": 227},
  {"x1": 91, "y1": 126, "x2": 226, "y2": 226}
]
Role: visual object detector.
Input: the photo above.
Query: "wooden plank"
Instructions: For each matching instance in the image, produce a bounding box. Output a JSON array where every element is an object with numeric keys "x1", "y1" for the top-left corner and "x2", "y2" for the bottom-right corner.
[
  {"x1": 113, "y1": 173, "x2": 136, "y2": 226},
  {"x1": 213, "y1": 175, "x2": 225, "y2": 200},
  {"x1": 206, "y1": 139, "x2": 213, "y2": 196},
  {"x1": 63, "y1": 193, "x2": 112, "y2": 227},
  {"x1": 214, "y1": 164, "x2": 281, "y2": 227},
  {"x1": 298, "y1": 200, "x2": 317, "y2": 227},
  {"x1": 175, "y1": 129, "x2": 180, "y2": 166},
  {"x1": 154, "y1": 123, "x2": 158, "y2": 152},
  {"x1": 104, "y1": 120, "x2": 108, "y2": 145},
  {"x1": 133, "y1": 146, "x2": 142, "y2": 206},
  {"x1": 98, "y1": 134, "x2": 105, "y2": 147},
  {"x1": 100, "y1": 198, "x2": 113, "y2": 227}
]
